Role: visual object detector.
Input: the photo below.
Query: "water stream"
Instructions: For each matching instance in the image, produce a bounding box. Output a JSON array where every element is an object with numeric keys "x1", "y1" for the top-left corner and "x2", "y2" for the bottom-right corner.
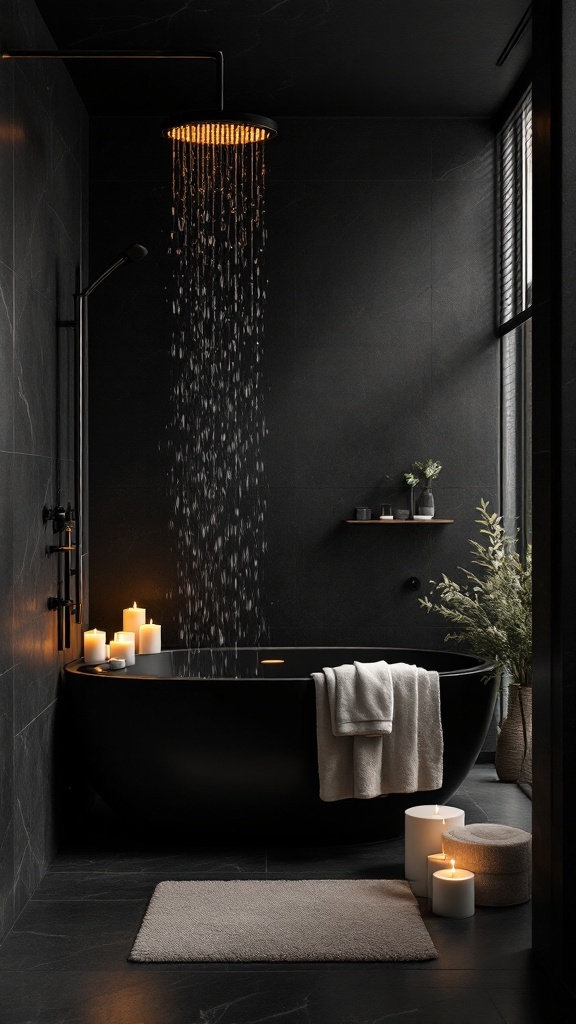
[{"x1": 167, "y1": 136, "x2": 268, "y2": 648}]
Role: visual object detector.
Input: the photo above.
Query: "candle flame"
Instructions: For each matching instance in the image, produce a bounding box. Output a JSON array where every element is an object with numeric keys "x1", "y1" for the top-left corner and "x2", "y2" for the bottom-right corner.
[
  {"x1": 133, "y1": 601, "x2": 137, "y2": 609},
  {"x1": 92, "y1": 628, "x2": 97, "y2": 634},
  {"x1": 435, "y1": 804, "x2": 439, "y2": 815},
  {"x1": 451, "y1": 858, "x2": 456, "y2": 875},
  {"x1": 149, "y1": 618, "x2": 153, "y2": 624}
]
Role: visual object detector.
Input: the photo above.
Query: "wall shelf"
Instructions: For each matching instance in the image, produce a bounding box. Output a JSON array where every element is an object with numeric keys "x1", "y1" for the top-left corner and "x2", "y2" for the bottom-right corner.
[{"x1": 344, "y1": 519, "x2": 454, "y2": 525}]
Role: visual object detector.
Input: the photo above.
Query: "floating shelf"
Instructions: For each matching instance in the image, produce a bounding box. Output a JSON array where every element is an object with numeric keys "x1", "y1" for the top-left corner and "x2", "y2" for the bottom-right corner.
[{"x1": 344, "y1": 519, "x2": 454, "y2": 525}]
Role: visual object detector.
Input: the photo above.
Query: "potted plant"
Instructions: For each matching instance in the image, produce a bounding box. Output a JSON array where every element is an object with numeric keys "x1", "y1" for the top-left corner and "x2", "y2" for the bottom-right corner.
[
  {"x1": 419, "y1": 500, "x2": 532, "y2": 784},
  {"x1": 413, "y1": 459, "x2": 442, "y2": 517}
]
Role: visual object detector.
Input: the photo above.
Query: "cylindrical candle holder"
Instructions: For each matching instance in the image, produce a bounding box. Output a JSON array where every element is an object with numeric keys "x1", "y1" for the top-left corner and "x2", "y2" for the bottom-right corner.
[
  {"x1": 404, "y1": 805, "x2": 465, "y2": 896},
  {"x1": 427, "y1": 852, "x2": 447, "y2": 898},
  {"x1": 432, "y1": 868, "x2": 475, "y2": 918},
  {"x1": 123, "y1": 603, "x2": 146, "y2": 653},
  {"x1": 112, "y1": 631, "x2": 136, "y2": 666},
  {"x1": 83, "y1": 629, "x2": 107, "y2": 665}
]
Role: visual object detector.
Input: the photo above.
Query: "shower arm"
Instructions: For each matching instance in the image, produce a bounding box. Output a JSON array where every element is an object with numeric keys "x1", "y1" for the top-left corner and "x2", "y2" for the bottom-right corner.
[{"x1": 1, "y1": 49, "x2": 225, "y2": 110}]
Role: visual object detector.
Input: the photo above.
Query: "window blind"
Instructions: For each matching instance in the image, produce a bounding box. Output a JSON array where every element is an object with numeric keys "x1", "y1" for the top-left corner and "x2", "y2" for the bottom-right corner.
[{"x1": 497, "y1": 87, "x2": 532, "y2": 330}]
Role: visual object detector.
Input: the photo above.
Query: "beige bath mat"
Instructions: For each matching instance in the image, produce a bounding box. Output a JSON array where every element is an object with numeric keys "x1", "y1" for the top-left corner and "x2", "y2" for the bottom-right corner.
[{"x1": 129, "y1": 878, "x2": 437, "y2": 962}]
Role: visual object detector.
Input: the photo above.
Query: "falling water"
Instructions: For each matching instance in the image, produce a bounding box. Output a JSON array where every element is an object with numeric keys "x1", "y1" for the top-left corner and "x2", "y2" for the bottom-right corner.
[{"x1": 167, "y1": 135, "x2": 268, "y2": 648}]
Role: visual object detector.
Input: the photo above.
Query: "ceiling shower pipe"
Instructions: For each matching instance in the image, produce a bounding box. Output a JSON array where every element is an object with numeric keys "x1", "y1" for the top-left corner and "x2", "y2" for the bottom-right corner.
[
  {"x1": 2, "y1": 49, "x2": 226, "y2": 110},
  {"x1": 1, "y1": 49, "x2": 278, "y2": 142}
]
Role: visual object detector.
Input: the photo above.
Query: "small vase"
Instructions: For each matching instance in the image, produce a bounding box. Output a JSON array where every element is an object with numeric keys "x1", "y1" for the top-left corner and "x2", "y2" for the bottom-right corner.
[
  {"x1": 409, "y1": 488, "x2": 416, "y2": 519},
  {"x1": 495, "y1": 685, "x2": 532, "y2": 784},
  {"x1": 417, "y1": 480, "x2": 434, "y2": 517}
]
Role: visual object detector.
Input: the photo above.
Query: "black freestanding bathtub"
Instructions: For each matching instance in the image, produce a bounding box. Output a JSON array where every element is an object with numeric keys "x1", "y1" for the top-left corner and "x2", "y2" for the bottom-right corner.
[{"x1": 63, "y1": 647, "x2": 497, "y2": 842}]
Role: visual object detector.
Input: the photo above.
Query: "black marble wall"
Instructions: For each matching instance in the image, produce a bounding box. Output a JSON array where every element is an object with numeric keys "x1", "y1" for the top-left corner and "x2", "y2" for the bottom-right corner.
[
  {"x1": 89, "y1": 116, "x2": 497, "y2": 654},
  {"x1": 0, "y1": 0, "x2": 87, "y2": 940}
]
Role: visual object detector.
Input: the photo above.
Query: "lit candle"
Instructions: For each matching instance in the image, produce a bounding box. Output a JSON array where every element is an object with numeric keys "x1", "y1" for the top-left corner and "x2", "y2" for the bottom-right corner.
[
  {"x1": 432, "y1": 861, "x2": 475, "y2": 918},
  {"x1": 404, "y1": 804, "x2": 465, "y2": 896},
  {"x1": 123, "y1": 602, "x2": 146, "y2": 652},
  {"x1": 139, "y1": 618, "x2": 161, "y2": 654},
  {"x1": 83, "y1": 628, "x2": 107, "y2": 665},
  {"x1": 427, "y1": 852, "x2": 447, "y2": 898},
  {"x1": 108, "y1": 630, "x2": 134, "y2": 663},
  {"x1": 110, "y1": 632, "x2": 135, "y2": 666}
]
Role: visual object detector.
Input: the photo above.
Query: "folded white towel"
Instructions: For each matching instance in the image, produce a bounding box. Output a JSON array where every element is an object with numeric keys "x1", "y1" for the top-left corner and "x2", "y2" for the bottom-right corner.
[
  {"x1": 313, "y1": 662, "x2": 443, "y2": 801},
  {"x1": 324, "y1": 660, "x2": 394, "y2": 737}
]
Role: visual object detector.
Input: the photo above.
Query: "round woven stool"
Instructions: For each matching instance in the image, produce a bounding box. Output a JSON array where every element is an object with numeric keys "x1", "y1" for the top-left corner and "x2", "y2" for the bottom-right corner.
[{"x1": 441, "y1": 823, "x2": 531, "y2": 906}]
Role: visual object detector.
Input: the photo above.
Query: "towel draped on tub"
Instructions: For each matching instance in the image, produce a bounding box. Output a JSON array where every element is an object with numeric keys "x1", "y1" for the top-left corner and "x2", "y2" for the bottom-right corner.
[{"x1": 312, "y1": 661, "x2": 443, "y2": 801}]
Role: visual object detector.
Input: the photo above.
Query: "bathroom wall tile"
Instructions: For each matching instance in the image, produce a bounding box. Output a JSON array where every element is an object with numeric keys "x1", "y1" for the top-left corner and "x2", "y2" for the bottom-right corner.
[
  {"x1": 90, "y1": 116, "x2": 172, "y2": 184},
  {"x1": 13, "y1": 281, "x2": 58, "y2": 457},
  {"x1": 431, "y1": 177, "x2": 494, "y2": 327},
  {"x1": 0, "y1": 55, "x2": 14, "y2": 275},
  {"x1": 0, "y1": 262, "x2": 15, "y2": 453},
  {"x1": 0, "y1": 453, "x2": 14, "y2": 676},
  {"x1": 13, "y1": 701, "x2": 57, "y2": 919},
  {"x1": 13, "y1": 67, "x2": 58, "y2": 300},
  {"x1": 294, "y1": 181, "x2": 432, "y2": 346},
  {"x1": 431, "y1": 119, "x2": 494, "y2": 181},
  {"x1": 272, "y1": 118, "x2": 432, "y2": 182},
  {"x1": 12, "y1": 452, "x2": 57, "y2": 649},
  {"x1": 0, "y1": 668, "x2": 14, "y2": 940}
]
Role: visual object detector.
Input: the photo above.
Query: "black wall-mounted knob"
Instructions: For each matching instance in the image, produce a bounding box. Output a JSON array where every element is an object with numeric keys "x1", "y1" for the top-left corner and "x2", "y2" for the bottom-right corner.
[{"x1": 407, "y1": 576, "x2": 421, "y2": 591}]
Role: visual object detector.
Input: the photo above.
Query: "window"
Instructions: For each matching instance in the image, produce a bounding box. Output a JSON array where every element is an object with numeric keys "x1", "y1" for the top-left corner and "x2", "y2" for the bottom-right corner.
[{"x1": 497, "y1": 86, "x2": 532, "y2": 550}]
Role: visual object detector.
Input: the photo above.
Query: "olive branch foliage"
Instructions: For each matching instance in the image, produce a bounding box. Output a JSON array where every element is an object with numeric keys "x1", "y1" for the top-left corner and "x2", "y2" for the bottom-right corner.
[{"x1": 419, "y1": 500, "x2": 532, "y2": 686}]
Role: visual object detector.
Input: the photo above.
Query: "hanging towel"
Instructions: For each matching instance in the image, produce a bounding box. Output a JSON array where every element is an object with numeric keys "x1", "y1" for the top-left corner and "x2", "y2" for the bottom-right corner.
[
  {"x1": 323, "y1": 660, "x2": 394, "y2": 737},
  {"x1": 312, "y1": 662, "x2": 443, "y2": 802}
]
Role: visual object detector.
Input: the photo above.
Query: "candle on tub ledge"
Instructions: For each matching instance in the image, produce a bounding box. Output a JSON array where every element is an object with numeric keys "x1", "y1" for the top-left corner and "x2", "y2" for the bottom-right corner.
[
  {"x1": 139, "y1": 618, "x2": 161, "y2": 654},
  {"x1": 83, "y1": 628, "x2": 107, "y2": 665},
  {"x1": 123, "y1": 602, "x2": 146, "y2": 653},
  {"x1": 432, "y1": 859, "x2": 475, "y2": 918},
  {"x1": 427, "y1": 852, "x2": 447, "y2": 898},
  {"x1": 108, "y1": 630, "x2": 134, "y2": 663},
  {"x1": 404, "y1": 804, "x2": 465, "y2": 896},
  {"x1": 110, "y1": 632, "x2": 136, "y2": 666}
]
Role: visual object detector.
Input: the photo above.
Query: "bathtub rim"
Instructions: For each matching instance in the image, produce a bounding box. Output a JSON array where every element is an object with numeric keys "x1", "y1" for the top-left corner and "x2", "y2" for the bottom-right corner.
[{"x1": 65, "y1": 646, "x2": 495, "y2": 682}]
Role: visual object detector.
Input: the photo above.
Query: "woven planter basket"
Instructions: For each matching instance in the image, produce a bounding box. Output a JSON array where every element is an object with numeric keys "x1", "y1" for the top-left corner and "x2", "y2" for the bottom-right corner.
[{"x1": 495, "y1": 685, "x2": 532, "y2": 784}]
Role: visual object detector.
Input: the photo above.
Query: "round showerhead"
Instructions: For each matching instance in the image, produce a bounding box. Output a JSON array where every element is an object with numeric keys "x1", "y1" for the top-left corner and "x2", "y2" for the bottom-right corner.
[{"x1": 162, "y1": 112, "x2": 277, "y2": 144}]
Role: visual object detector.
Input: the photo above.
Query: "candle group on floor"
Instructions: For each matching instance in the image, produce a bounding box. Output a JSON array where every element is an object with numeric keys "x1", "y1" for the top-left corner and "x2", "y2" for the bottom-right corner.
[
  {"x1": 83, "y1": 602, "x2": 162, "y2": 663},
  {"x1": 405, "y1": 803, "x2": 475, "y2": 917}
]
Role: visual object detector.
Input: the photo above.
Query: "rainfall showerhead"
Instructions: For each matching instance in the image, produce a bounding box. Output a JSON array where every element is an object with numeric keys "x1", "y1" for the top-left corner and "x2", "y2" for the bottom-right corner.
[
  {"x1": 82, "y1": 243, "x2": 148, "y2": 298},
  {"x1": 162, "y1": 112, "x2": 277, "y2": 145}
]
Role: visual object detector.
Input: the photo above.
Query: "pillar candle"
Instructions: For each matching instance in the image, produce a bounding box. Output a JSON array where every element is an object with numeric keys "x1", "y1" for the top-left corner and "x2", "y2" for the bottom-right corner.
[
  {"x1": 123, "y1": 602, "x2": 146, "y2": 652},
  {"x1": 432, "y1": 864, "x2": 475, "y2": 918},
  {"x1": 427, "y1": 852, "x2": 447, "y2": 898},
  {"x1": 139, "y1": 618, "x2": 161, "y2": 654},
  {"x1": 113, "y1": 631, "x2": 136, "y2": 665},
  {"x1": 83, "y1": 628, "x2": 107, "y2": 665},
  {"x1": 404, "y1": 804, "x2": 465, "y2": 896},
  {"x1": 110, "y1": 634, "x2": 135, "y2": 666}
]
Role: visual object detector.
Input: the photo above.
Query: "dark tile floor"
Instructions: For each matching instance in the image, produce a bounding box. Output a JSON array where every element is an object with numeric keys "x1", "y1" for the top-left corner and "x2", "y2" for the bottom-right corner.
[{"x1": 0, "y1": 765, "x2": 573, "y2": 1023}]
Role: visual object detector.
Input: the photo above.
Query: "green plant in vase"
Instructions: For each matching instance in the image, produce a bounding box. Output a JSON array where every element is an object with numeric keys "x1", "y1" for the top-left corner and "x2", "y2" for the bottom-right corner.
[
  {"x1": 413, "y1": 459, "x2": 442, "y2": 517},
  {"x1": 419, "y1": 499, "x2": 532, "y2": 783},
  {"x1": 404, "y1": 471, "x2": 420, "y2": 519}
]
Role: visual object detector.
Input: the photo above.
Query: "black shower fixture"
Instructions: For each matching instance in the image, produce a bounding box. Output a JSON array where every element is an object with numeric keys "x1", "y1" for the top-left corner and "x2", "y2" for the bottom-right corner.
[
  {"x1": 82, "y1": 243, "x2": 148, "y2": 298},
  {"x1": 1, "y1": 49, "x2": 278, "y2": 144}
]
